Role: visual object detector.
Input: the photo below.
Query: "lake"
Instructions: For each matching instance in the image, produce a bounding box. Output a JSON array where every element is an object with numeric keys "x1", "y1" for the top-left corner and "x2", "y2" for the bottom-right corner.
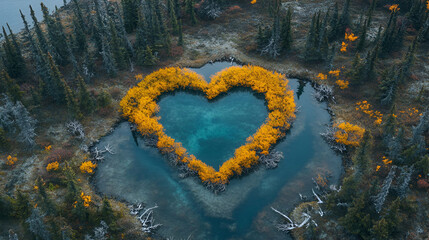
[
  {"x1": 93, "y1": 62, "x2": 342, "y2": 239},
  {"x1": 0, "y1": 0, "x2": 65, "y2": 33}
]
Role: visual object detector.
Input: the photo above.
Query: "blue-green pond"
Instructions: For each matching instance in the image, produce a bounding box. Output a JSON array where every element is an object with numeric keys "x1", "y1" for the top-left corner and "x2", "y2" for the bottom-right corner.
[{"x1": 93, "y1": 62, "x2": 342, "y2": 239}]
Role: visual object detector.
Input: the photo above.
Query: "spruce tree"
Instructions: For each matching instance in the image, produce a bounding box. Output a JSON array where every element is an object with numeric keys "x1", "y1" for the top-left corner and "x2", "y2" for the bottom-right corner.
[
  {"x1": 178, "y1": 19, "x2": 184, "y2": 46},
  {"x1": 72, "y1": 0, "x2": 87, "y2": 32},
  {"x1": 20, "y1": 10, "x2": 50, "y2": 83},
  {"x1": 41, "y1": 3, "x2": 69, "y2": 65},
  {"x1": 280, "y1": 7, "x2": 292, "y2": 53},
  {"x1": 1, "y1": 27, "x2": 26, "y2": 78},
  {"x1": 366, "y1": 0, "x2": 376, "y2": 28},
  {"x1": 0, "y1": 70, "x2": 22, "y2": 102},
  {"x1": 46, "y1": 53, "x2": 67, "y2": 103},
  {"x1": 187, "y1": 0, "x2": 197, "y2": 25},
  {"x1": 101, "y1": 197, "x2": 116, "y2": 225},
  {"x1": 12, "y1": 190, "x2": 31, "y2": 220},
  {"x1": 109, "y1": 20, "x2": 127, "y2": 70},
  {"x1": 353, "y1": 130, "x2": 372, "y2": 178},
  {"x1": 337, "y1": 0, "x2": 351, "y2": 37},
  {"x1": 168, "y1": 0, "x2": 179, "y2": 35},
  {"x1": 356, "y1": 19, "x2": 368, "y2": 52},
  {"x1": 122, "y1": 0, "x2": 139, "y2": 33},
  {"x1": 30, "y1": 5, "x2": 52, "y2": 56},
  {"x1": 328, "y1": 3, "x2": 339, "y2": 40},
  {"x1": 77, "y1": 75, "x2": 95, "y2": 114},
  {"x1": 144, "y1": 45, "x2": 157, "y2": 66},
  {"x1": 6, "y1": 24, "x2": 22, "y2": 56},
  {"x1": 72, "y1": 16, "x2": 87, "y2": 55}
]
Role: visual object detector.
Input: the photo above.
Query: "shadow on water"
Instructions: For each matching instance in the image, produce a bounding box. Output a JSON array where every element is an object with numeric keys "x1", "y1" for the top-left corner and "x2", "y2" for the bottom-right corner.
[{"x1": 93, "y1": 62, "x2": 342, "y2": 239}]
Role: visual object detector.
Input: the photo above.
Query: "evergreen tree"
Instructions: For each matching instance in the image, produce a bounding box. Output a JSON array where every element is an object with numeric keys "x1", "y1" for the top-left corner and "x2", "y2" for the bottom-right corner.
[
  {"x1": 280, "y1": 7, "x2": 293, "y2": 53},
  {"x1": 337, "y1": 0, "x2": 351, "y2": 37},
  {"x1": 77, "y1": 75, "x2": 95, "y2": 114},
  {"x1": 6, "y1": 23, "x2": 23, "y2": 57},
  {"x1": 379, "y1": 11, "x2": 404, "y2": 56},
  {"x1": 41, "y1": 3, "x2": 69, "y2": 65},
  {"x1": 100, "y1": 197, "x2": 116, "y2": 225},
  {"x1": 12, "y1": 190, "x2": 31, "y2": 220},
  {"x1": 328, "y1": 3, "x2": 339, "y2": 40},
  {"x1": 178, "y1": 19, "x2": 184, "y2": 46},
  {"x1": 63, "y1": 80, "x2": 80, "y2": 118},
  {"x1": 339, "y1": 193, "x2": 372, "y2": 238},
  {"x1": 1, "y1": 27, "x2": 26, "y2": 78},
  {"x1": 352, "y1": 130, "x2": 372, "y2": 177},
  {"x1": 261, "y1": 12, "x2": 281, "y2": 59},
  {"x1": 379, "y1": 66, "x2": 399, "y2": 106},
  {"x1": 366, "y1": 0, "x2": 377, "y2": 28},
  {"x1": 304, "y1": 12, "x2": 329, "y2": 62},
  {"x1": 121, "y1": 0, "x2": 139, "y2": 33},
  {"x1": 109, "y1": 20, "x2": 127, "y2": 70},
  {"x1": 29, "y1": 5, "x2": 50, "y2": 55},
  {"x1": 168, "y1": 0, "x2": 179, "y2": 35},
  {"x1": 356, "y1": 19, "x2": 368, "y2": 52},
  {"x1": 72, "y1": 16, "x2": 87, "y2": 55},
  {"x1": 0, "y1": 70, "x2": 22, "y2": 102},
  {"x1": 45, "y1": 53, "x2": 67, "y2": 103},
  {"x1": 143, "y1": 45, "x2": 157, "y2": 66},
  {"x1": 72, "y1": 0, "x2": 87, "y2": 32},
  {"x1": 187, "y1": 0, "x2": 197, "y2": 25}
]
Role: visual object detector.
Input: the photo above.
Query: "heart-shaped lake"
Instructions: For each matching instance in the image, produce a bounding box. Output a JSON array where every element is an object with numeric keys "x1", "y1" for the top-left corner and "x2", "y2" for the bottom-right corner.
[{"x1": 158, "y1": 91, "x2": 268, "y2": 170}]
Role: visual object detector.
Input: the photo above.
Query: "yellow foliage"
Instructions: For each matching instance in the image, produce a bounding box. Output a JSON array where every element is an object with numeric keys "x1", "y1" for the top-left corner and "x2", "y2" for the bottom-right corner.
[
  {"x1": 317, "y1": 73, "x2": 327, "y2": 80},
  {"x1": 340, "y1": 42, "x2": 348, "y2": 52},
  {"x1": 328, "y1": 69, "x2": 340, "y2": 77},
  {"x1": 355, "y1": 101, "x2": 383, "y2": 125},
  {"x1": 45, "y1": 145, "x2": 52, "y2": 151},
  {"x1": 376, "y1": 165, "x2": 381, "y2": 172},
  {"x1": 46, "y1": 161, "x2": 59, "y2": 171},
  {"x1": 80, "y1": 192, "x2": 91, "y2": 207},
  {"x1": 382, "y1": 156, "x2": 392, "y2": 165},
  {"x1": 334, "y1": 122, "x2": 365, "y2": 147},
  {"x1": 427, "y1": 0, "x2": 429, "y2": 10},
  {"x1": 345, "y1": 33, "x2": 358, "y2": 42},
  {"x1": 5, "y1": 155, "x2": 18, "y2": 166},
  {"x1": 251, "y1": 0, "x2": 257, "y2": 4},
  {"x1": 80, "y1": 161, "x2": 97, "y2": 174},
  {"x1": 120, "y1": 66, "x2": 296, "y2": 184},
  {"x1": 335, "y1": 79, "x2": 349, "y2": 89},
  {"x1": 389, "y1": 4, "x2": 400, "y2": 12}
]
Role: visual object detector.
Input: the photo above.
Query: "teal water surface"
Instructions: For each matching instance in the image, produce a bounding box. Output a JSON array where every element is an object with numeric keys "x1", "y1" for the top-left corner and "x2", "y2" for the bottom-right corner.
[
  {"x1": 0, "y1": 0, "x2": 64, "y2": 32},
  {"x1": 94, "y1": 62, "x2": 341, "y2": 239}
]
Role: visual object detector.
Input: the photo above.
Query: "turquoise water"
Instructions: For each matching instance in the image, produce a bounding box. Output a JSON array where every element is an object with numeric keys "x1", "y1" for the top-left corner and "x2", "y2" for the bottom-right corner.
[
  {"x1": 94, "y1": 62, "x2": 341, "y2": 239},
  {"x1": 0, "y1": 0, "x2": 65, "y2": 32}
]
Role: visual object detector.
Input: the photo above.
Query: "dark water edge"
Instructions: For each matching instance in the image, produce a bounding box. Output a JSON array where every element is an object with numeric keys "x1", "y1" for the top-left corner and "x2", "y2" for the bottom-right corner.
[{"x1": 93, "y1": 62, "x2": 342, "y2": 240}]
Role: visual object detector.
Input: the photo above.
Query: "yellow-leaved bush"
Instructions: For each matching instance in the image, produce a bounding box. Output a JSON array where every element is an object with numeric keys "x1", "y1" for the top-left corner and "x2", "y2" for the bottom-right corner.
[
  {"x1": 334, "y1": 122, "x2": 365, "y2": 147},
  {"x1": 120, "y1": 66, "x2": 296, "y2": 185}
]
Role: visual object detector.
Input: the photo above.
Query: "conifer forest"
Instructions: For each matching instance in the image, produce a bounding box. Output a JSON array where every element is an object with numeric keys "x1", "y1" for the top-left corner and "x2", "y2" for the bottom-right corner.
[{"x1": 0, "y1": 0, "x2": 428, "y2": 239}]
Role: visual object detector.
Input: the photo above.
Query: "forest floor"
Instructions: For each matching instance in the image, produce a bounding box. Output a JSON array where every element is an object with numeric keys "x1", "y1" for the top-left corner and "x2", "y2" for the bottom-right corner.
[{"x1": 1, "y1": 0, "x2": 428, "y2": 239}]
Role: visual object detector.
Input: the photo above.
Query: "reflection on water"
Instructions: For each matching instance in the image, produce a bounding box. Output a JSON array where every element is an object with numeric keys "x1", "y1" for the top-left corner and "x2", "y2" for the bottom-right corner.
[{"x1": 94, "y1": 62, "x2": 341, "y2": 239}]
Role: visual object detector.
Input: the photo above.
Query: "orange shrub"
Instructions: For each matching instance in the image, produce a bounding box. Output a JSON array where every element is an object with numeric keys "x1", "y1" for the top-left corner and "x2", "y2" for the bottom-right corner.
[
  {"x1": 46, "y1": 161, "x2": 59, "y2": 171},
  {"x1": 334, "y1": 122, "x2": 365, "y2": 147},
  {"x1": 120, "y1": 66, "x2": 296, "y2": 185},
  {"x1": 80, "y1": 161, "x2": 97, "y2": 174}
]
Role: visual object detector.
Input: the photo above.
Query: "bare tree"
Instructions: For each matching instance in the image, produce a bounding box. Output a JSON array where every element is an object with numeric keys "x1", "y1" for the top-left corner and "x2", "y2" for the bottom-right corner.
[
  {"x1": 373, "y1": 165, "x2": 397, "y2": 213},
  {"x1": 0, "y1": 95, "x2": 37, "y2": 148}
]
